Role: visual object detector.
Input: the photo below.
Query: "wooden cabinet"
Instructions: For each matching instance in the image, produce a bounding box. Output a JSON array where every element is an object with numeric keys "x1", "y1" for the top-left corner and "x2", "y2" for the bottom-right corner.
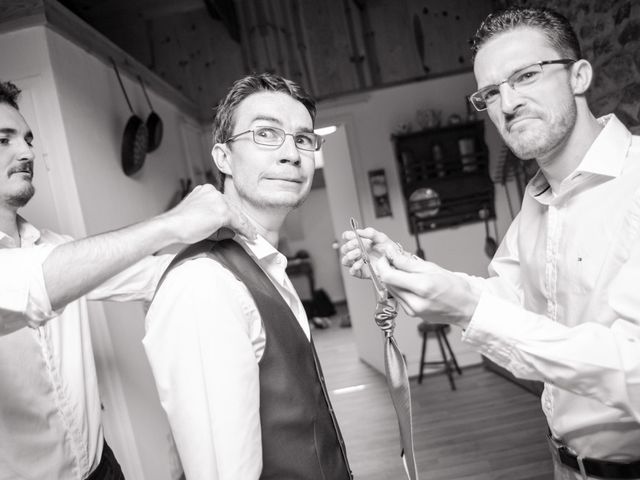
[{"x1": 392, "y1": 120, "x2": 494, "y2": 233}]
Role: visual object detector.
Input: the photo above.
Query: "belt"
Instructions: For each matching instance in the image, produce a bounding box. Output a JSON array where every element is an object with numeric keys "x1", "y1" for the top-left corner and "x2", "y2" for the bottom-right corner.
[{"x1": 549, "y1": 433, "x2": 640, "y2": 479}]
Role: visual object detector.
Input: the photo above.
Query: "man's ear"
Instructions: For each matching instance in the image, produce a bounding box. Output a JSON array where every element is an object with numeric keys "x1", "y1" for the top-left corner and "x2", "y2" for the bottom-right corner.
[
  {"x1": 570, "y1": 59, "x2": 593, "y2": 95},
  {"x1": 212, "y1": 143, "x2": 232, "y2": 175}
]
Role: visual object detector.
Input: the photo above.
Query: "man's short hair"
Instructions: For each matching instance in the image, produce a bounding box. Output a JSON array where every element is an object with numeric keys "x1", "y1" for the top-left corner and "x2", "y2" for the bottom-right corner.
[
  {"x1": 0, "y1": 81, "x2": 21, "y2": 110},
  {"x1": 211, "y1": 73, "x2": 316, "y2": 191},
  {"x1": 212, "y1": 73, "x2": 316, "y2": 146},
  {"x1": 470, "y1": 7, "x2": 582, "y2": 62}
]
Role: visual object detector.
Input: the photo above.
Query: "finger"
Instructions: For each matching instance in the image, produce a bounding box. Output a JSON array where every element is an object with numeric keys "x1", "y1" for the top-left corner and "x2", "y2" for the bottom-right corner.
[
  {"x1": 389, "y1": 290, "x2": 416, "y2": 317},
  {"x1": 339, "y1": 238, "x2": 360, "y2": 256},
  {"x1": 349, "y1": 257, "x2": 366, "y2": 273},
  {"x1": 377, "y1": 257, "x2": 432, "y2": 293},
  {"x1": 345, "y1": 256, "x2": 371, "y2": 279},
  {"x1": 341, "y1": 249, "x2": 362, "y2": 267},
  {"x1": 342, "y1": 228, "x2": 389, "y2": 247},
  {"x1": 388, "y1": 284, "x2": 431, "y2": 319},
  {"x1": 348, "y1": 262, "x2": 369, "y2": 279},
  {"x1": 342, "y1": 230, "x2": 356, "y2": 241},
  {"x1": 341, "y1": 235, "x2": 372, "y2": 250},
  {"x1": 383, "y1": 246, "x2": 428, "y2": 273},
  {"x1": 357, "y1": 227, "x2": 390, "y2": 244}
]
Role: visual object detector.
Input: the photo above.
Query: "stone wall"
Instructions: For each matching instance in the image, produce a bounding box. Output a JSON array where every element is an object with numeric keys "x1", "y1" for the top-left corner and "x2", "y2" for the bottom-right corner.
[{"x1": 495, "y1": 0, "x2": 640, "y2": 133}]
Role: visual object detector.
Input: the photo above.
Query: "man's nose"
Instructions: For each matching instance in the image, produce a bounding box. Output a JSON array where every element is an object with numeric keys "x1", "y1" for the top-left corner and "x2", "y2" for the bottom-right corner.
[
  {"x1": 278, "y1": 134, "x2": 301, "y2": 166},
  {"x1": 17, "y1": 140, "x2": 35, "y2": 161},
  {"x1": 498, "y1": 82, "x2": 525, "y2": 114}
]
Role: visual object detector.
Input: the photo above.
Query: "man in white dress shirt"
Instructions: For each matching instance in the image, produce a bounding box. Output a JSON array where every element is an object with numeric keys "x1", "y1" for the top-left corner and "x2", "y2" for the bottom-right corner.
[
  {"x1": 0, "y1": 79, "x2": 255, "y2": 480},
  {"x1": 341, "y1": 7, "x2": 640, "y2": 480},
  {"x1": 144, "y1": 73, "x2": 352, "y2": 480}
]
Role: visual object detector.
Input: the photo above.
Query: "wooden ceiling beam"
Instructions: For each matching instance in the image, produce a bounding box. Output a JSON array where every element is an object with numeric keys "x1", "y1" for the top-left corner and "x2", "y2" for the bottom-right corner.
[
  {"x1": 60, "y1": 0, "x2": 205, "y2": 21},
  {"x1": 0, "y1": 0, "x2": 205, "y2": 121}
]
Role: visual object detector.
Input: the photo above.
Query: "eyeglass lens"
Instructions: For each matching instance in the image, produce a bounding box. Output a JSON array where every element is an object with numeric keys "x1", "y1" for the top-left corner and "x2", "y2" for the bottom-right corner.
[
  {"x1": 470, "y1": 60, "x2": 573, "y2": 111},
  {"x1": 253, "y1": 126, "x2": 320, "y2": 151}
]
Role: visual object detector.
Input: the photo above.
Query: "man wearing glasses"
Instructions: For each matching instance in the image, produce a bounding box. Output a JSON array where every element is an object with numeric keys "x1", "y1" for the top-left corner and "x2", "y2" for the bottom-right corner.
[
  {"x1": 144, "y1": 73, "x2": 352, "y2": 480},
  {"x1": 342, "y1": 7, "x2": 640, "y2": 480}
]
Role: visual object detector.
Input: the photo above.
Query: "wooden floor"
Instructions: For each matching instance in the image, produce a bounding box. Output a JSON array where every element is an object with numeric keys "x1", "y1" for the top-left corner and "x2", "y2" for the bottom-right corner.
[{"x1": 312, "y1": 310, "x2": 554, "y2": 480}]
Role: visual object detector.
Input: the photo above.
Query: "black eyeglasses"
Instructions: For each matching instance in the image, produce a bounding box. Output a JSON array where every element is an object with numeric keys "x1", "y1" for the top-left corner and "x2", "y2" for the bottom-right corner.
[
  {"x1": 469, "y1": 59, "x2": 576, "y2": 111},
  {"x1": 224, "y1": 126, "x2": 324, "y2": 152}
]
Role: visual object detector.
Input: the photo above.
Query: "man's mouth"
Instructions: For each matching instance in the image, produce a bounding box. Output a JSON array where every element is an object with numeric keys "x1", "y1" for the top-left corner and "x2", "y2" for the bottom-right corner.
[
  {"x1": 506, "y1": 116, "x2": 537, "y2": 132},
  {"x1": 267, "y1": 177, "x2": 302, "y2": 184},
  {"x1": 8, "y1": 162, "x2": 33, "y2": 178}
]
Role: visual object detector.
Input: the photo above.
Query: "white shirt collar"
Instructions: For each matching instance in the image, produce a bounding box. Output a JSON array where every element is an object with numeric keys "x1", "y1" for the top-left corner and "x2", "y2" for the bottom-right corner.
[
  {"x1": 575, "y1": 114, "x2": 631, "y2": 178},
  {"x1": 0, "y1": 216, "x2": 42, "y2": 248},
  {"x1": 527, "y1": 114, "x2": 632, "y2": 200}
]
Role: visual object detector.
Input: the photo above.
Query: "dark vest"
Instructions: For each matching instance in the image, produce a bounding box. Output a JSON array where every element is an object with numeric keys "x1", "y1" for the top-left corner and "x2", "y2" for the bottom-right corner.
[{"x1": 163, "y1": 239, "x2": 352, "y2": 480}]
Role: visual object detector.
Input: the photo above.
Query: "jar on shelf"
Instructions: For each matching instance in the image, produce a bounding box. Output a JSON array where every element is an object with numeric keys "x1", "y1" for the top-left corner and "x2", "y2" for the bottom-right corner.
[
  {"x1": 432, "y1": 142, "x2": 446, "y2": 177},
  {"x1": 458, "y1": 137, "x2": 477, "y2": 172}
]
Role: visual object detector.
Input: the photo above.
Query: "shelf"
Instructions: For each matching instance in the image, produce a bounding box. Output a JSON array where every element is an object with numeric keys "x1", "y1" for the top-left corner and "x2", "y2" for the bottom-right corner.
[{"x1": 392, "y1": 121, "x2": 495, "y2": 233}]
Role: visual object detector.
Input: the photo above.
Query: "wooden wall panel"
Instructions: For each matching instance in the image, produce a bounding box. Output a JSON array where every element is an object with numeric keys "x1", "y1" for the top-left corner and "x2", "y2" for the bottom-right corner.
[
  {"x1": 148, "y1": 10, "x2": 245, "y2": 115},
  {"x1": 298, "y1": 0, "x2": 361, "y2": 97},
  {"x1": 416, "y1": 0, "x2": 492, "y2": 73},
  {"x1": 366, "y1": 0, "x2": 493, "y2": 86},
  {"x1": 367, "y1": 0, "x2": 423, "y2": 83},
  {"x1": 53, "y1": 0, "x2": 498, "y2": 117}
]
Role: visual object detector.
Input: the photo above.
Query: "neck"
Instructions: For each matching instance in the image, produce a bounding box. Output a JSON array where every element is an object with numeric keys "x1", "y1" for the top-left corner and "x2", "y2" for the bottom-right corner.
[
  {"x1": 0, "y1": 205, "x2": 20, "y2": 246},
  {"x1": 538, "y1": 106, "x2": 603, "y2": 192},
  {"x1": 245, "y1": 208, "x2": 286, "y2": 247},
  {"x1": 223, "y1": 190, "x2": 288, "y2": 248}
]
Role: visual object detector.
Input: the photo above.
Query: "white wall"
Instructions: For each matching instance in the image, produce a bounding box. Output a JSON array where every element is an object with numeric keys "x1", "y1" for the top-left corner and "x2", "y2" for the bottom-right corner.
[
  {"x1": 316, "y1": 72, "x2": 519, "y2": 375},
  {"x1": 44, "y1": 29, "x2": 204, "y2": 480},
  {"x1": 0, "y1": 26, "x2": 87, "y2": 238},
  {"x1": 0, "y1": 24, "x2": 202, "y2": 480},
  {"x1": 282, "y1": 184, "x2": 346, "y2": 303}
]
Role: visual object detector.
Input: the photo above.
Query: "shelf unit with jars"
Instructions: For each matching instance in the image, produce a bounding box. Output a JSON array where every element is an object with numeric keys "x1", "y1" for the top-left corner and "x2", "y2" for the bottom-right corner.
[{"x1": 391, "y1": 120, "x2": 495, "y2": 233}]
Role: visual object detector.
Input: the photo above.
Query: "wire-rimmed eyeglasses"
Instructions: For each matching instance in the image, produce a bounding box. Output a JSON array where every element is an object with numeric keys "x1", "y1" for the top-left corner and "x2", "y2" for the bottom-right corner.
[
  {"x1": 469, "y1": 59, "x2": 576, "y2": 111},
  {"x1": 224, "y1": 126, "x2": 324, "y2": 152}
]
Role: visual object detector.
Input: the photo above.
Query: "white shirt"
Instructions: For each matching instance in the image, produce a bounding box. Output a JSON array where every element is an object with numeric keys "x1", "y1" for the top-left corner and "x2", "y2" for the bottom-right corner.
[
  {"x1": 462, "y1": 115, "x2": 640, "y2": 461},
  {"x1": 144, "y1": 235, "x2": 310, "y2": 480},
  {"x1": 0, "y1": 217, "x2": 172, "y2": 480}
]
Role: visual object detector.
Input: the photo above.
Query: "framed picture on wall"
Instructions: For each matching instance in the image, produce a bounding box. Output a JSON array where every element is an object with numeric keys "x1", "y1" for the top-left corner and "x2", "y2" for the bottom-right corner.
[{"x1": 368, "y1": 169, "x2": 393, "y2": 218}]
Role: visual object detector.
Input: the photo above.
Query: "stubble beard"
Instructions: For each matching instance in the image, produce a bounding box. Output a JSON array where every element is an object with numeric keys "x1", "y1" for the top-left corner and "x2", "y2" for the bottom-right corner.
[
  {"x1": 504, "y1": 100, "x2": 577, "y2": 160},
  {"x1": 235, "y1": 180, "x2": 309, "y2": 212},
  {"x1": 5, "y1": 184, "x2": 35, "y2": 208}
]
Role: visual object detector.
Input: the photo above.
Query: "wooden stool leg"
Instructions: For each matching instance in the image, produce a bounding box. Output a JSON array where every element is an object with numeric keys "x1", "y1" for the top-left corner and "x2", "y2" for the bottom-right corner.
[
  {"x1": 436, "y1": 328, "x2": 456, "y2": 390},
  {"x1": 418, "y1": 330, "x2": 428, "y2": 384},
  {"x1": 441, "y1": 329, "x2": 462, "y2": 375}
]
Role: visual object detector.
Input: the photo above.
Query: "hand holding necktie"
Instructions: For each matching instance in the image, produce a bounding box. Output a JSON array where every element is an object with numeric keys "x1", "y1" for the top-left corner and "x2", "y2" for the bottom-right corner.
[{"x1": 349, "y1": 218, "x2": 419, "y2": 480}]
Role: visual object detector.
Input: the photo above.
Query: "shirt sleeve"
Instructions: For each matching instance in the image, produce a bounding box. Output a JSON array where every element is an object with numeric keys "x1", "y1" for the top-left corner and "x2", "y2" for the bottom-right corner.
[
  {"x1": 0, "y1": 245, "x2": 58, "y2": 334},
  {"x1": 143, "y1": 257, "x2": 264, "y2": 480},
  {"x1": 86, "y1": 254, "x2": 174, "y2": 303},
  {"x1": 462, "y1": 242, "x2": 640, "y2": 422}
]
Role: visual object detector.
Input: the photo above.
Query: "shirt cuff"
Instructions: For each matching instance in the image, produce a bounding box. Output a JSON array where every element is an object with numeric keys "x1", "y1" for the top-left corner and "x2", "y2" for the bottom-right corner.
[{"x1": 461, "y1": 290, "x2": 519, "y2": 367}]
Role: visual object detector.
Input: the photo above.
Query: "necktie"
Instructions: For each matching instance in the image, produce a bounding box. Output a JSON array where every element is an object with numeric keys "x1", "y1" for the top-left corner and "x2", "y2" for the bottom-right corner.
[{"x1": 350, "y1": 219, "x2": 419, "y2": 480}]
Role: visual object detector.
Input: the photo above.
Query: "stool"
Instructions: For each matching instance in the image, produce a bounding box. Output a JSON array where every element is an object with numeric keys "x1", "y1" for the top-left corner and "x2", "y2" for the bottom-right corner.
[{"x1": 417, "y1": 322, "x2": 462, "y2": 390}]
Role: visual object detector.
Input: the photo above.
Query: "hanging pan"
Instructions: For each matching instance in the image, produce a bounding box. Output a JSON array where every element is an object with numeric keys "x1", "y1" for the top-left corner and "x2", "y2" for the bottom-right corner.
[
  {"x1": 112, "y1": 60, "x2": 148, "y2": 176},
  {"x1": 138, "y1": 75, "x2": 163, "y2": 153}
]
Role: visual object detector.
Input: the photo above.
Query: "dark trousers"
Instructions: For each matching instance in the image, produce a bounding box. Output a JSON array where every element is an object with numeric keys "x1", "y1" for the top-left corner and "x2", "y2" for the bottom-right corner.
[{"x1": 87, "y1": 441, "x2": 125, "y2": 480}]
